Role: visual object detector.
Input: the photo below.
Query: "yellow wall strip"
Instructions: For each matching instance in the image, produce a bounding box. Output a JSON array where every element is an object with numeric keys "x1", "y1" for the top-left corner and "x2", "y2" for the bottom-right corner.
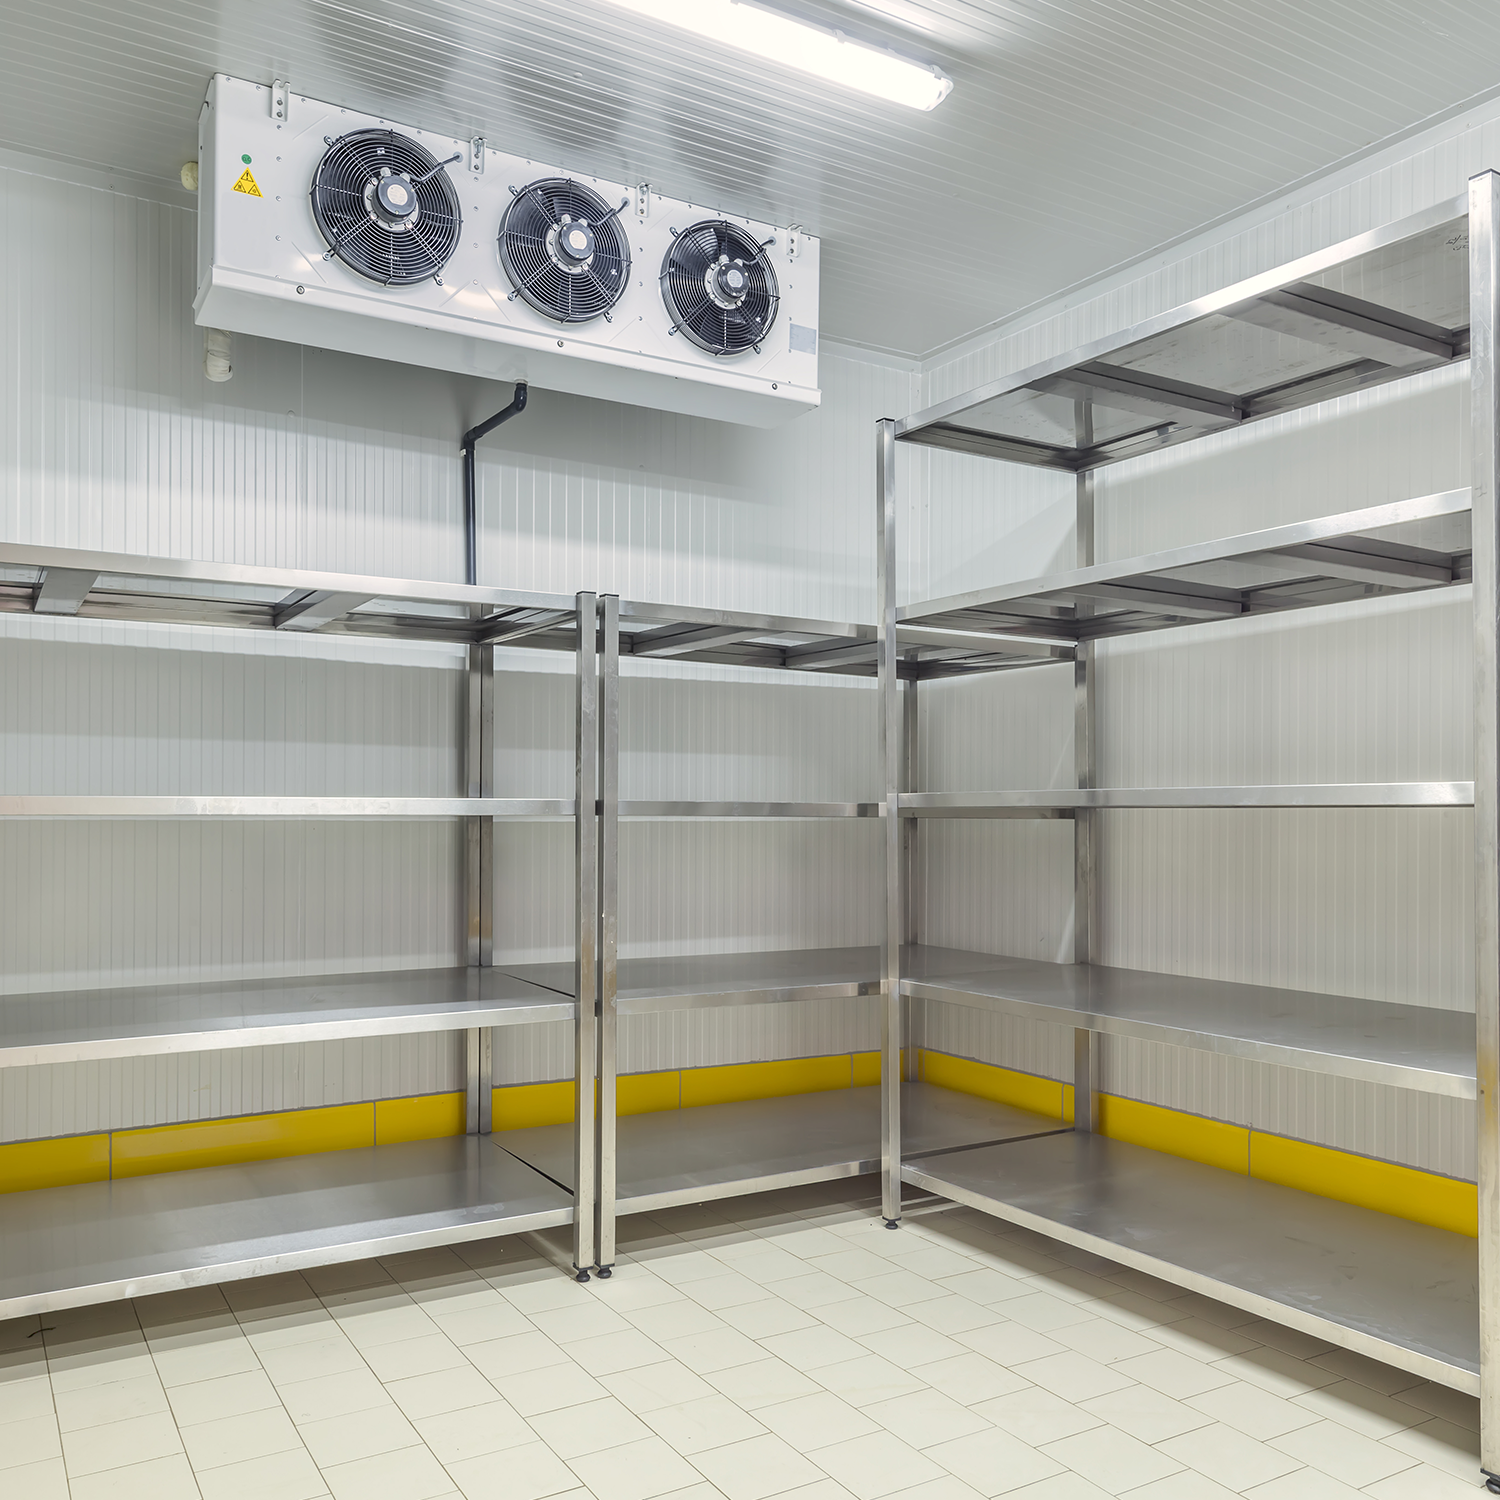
[
  {"x1": 1251, "y1": 1131, "x2": 1477, "y2": 1238},
  {"x1": 1098, "y1": 1094, "x2": 1250, "y2": 1176},
  {"x1": 681, "y1": 1054, "x2": 852, "y2": 1108},
  {"x1": 0, "y1": 1134, "x2": 110, "y2": 1194},
  {"x1": 113, "y1": 1102, "x2": 374, "y2": 1179},
  {"x1": 619, "y1": 1070, "x2": 681, "y2": 1116},
  {"x1": 921, "y1": 1050, "x2": 1065, "y2": 1120},
  {"x1": 492, "y1": 1080, "x2": 575, "y2": 1131},
  {"x1": 375, "y1": 1091, "x2": 466, "y2": 1145}
]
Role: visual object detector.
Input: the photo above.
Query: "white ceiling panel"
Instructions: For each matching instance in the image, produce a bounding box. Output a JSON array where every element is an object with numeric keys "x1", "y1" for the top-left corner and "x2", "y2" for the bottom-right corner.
[{"x1": 3, "y1": 0, "x2": 1500, "y2": 357}]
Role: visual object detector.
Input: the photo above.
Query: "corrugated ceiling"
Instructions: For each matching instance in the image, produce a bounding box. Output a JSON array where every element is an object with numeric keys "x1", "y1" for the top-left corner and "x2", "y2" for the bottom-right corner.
[{"x1": 4, "y1": 0, "x2": 1500, "y2": 357}]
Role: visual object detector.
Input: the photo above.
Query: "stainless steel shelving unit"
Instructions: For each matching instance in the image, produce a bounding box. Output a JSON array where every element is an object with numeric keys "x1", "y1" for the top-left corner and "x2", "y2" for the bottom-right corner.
[
  {"x1": 879, "y1": 178, "x2": 1499, "y2": 1455},
  {"x1": 489, "y1": 589, "x2": 1060, "y2": 1275},
  {"x1": 0, "y1": 549, "x2": 623, "y2": 1302}
]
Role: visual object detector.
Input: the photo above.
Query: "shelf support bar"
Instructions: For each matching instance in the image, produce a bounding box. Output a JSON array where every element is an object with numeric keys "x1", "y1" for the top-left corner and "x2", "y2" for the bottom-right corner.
[
  {"x1": 573, "y1": 593, "x2": 600, "y2": 1280},
  {"x1": 596, "y1": 596, "x2": 619, "y2": 1275},
  {"x1": 1471, "y1": 169, "x2": 1500, "y2": 1483},
  {"x1": 878, "y1": 417, "x2": 903, "y2": 1226},
  {"x1": 464, "y1": 639, "x2": 495, "y2": 1135},
  {"x1": 902, "y1": 676, "x2": 922, "y2": 1080},
  {"x1": 1073, "y1": 403, "x2": 1101, "y2": 1134}
]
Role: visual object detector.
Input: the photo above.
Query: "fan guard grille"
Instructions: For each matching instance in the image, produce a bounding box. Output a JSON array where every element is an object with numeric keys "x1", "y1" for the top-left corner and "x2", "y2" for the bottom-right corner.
[
  {"x1": 498, "y1": 179, "x2": 631, "y2": 323},
  {"x1": 310, "y1": 129, "x2": 462, "y2": 287},
  {"x1": 660, "y1": 221, "x2": 779, "y2": 357}
]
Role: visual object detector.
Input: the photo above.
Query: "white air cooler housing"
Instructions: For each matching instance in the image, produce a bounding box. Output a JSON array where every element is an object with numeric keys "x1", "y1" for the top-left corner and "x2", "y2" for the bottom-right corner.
[{"x1": 193, "y1": 75, "x2": 820, "y2": 426}]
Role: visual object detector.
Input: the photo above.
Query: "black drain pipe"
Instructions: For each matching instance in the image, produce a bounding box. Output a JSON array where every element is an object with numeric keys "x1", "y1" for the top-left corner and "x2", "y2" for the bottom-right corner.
[{"x1": 462, "y1": 382, "x2": 528, "y2": 586}]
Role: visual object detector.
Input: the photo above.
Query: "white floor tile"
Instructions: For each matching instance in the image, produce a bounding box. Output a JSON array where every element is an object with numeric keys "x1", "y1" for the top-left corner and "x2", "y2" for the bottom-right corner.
[
  {"x1": 814, "y1": 1298, "x2": 915, "y2": 1338},
  {"x1": 1112, "y1": 1350, "x2": 1237, "y2": 1401},
  {"x1": 1177, "y1": 1382, "x2": 1314, "y2": 1443},
  {"x1": 567, "y1": 1433, "x2": 706, "y2": 1500},
  {"x1": 717, "y1": 1299, "x2": 822, "y2": 1339},
  {"x1": 53, "y1": 1371, "x2": 169, "y2": 1431},
  {"x1": 446, "y1": 1439, "x2": 579, "y2": 1500},
  {"x1": 1269, "y1": 1416, "x2": 1418, "y2": 1486},
  {"x1": 1287, "y1": 1377, "x2": 1424, "y2": 1439},
  {"x1": 1157, "y1": 1419, "x2": 1304, "y2": 1489},
  {"x1": 194, "y1": 1446, "x2": 330, "y2": 1500},
  {"x1": 1235, "y1": 1471, "x2": 1366, "y2": 1500},
  {"x1": 1086, "y1": 1391, "x2": 1216, "y2": 1454},
  {"x1": 639, "y1": 1393, "x2": 767, "y2": 1455},
  {"x1": 903, "y1": 1298, "x2": 1008, "y2": 1337},
  {"x1": 463, "y1": 1329, "x2": 569, "y2": 1379},
  {"x1": 321, "y1": 1442, "x2": 456, "y2": 1500},
  {"x1": 1364, "y1": 1460, "x2": 1494, "y2": 1498},
  {"x1": 1208, "y1": 1350, "x2": 1338, "y2": 1400},
  {"x1": 180, "y1": 1405, "x2": 303, "y2": 1469},
  {"x1": 297, "y1": 1403, "x2": 420, "y2": 1466},
  {"x1": 567, "y1": 1328, "x2": 673, "y2": 1375},
  {"x1": 1043, "y1": 1422, "x2": 1186, "y2": 1491},
  {"x1": 602, "y1": 1360, "x2": 718, "y2": 1413},
  {"x1": 691, "y1": 1432, "x2": 825, "y2": 1500},
  {"x1": 1119, "y1": 1471, "x2": 1241, "y2": 1499},
  {"x1": 1303, "y1": 1347, "x2": 1425, "y2": 1396},
  {"x1": 425, "y1": 1300, "x2": 530, "y2": 1347},
  {"x1": 276, "y1": 1366, "x2": 388, "y2": 1424},
  {"x1": 762, "y1": 1326, "x2": 868, "y2": 1369},
  {"x1": 973, "y1": 1386, "x2": 1101, "y2": 1447},
  {"x1": 489, "y1": 1360, "x2": 608, "y2": 1416},
  {"x1": 413, "y1": 1397, "x2": 535, "y2": 1462},
  {"x1": 706, "y1": 1357, "x2": 826, "y2": 1410},
  {"x1": 1050, "y1": 1317, "x2": 1159, "y2": 1367},
  {"x1": 755, "y1": 1391, "x2": 878, "y2": 1450},
  {"x1": 255, "y1": 1335, "x2": 365, "y2": 1386},
  {"x1": 0, "y1": 1412, "x2": 62, "y2": 1470},
  {"x1": 814, "y1": 1353, "x2": 928, "y2": 1408},
  {"x1": 956, "y1": 1323, "x2": 1068, "y2": 1368},
  {"x1": 0, "y1": 1457, "x2": 68, "y2": 1500},
  {"x1": 857, "y1": 1324, "x2": 968, "y2": 1370},
  {"x1": 908, "y1": 1352, "x2": 1030, "y2": 1405},
  {"x1": 1378, "y1": 1416, "x2": 1481, "y2": 1480},
  {"x1": 1010, "y1": 1351, "x2": 1136, "y2": 1403},
  {"x1": 384, "y1": 1365, "x2": 502, "y2": 1421},
  {"x1": 1146, "y1": 1318, "x2": 1261, "y2": 1364},
  {"x1": 925, "y1": 1425, "x2": 1066, "y2": 1497},
  {"x1": 1394, "y1": 1382, "x2": 1480, "y2": 1431},
  {"x1": 61, "y1": 1409, "x2": 183, "y2": 1477},
  {"x1": 809, "y1": 1429, "x2": 946, "y2": 1498},
  {"x1": 69, "y1": 1451, "x2": 202, "y2": 1500},
  {"x1": 864, "y1": 1387, "x2": 994, "y2": 1448},
  {"x1": 660, "y1": 1329, "x2": 769, "y2": 1375}
]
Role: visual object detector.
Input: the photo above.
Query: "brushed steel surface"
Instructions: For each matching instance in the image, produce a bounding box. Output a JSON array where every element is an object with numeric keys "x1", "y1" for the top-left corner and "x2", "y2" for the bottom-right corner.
[
  {"x1": 904, "y1": 490, "x2": 1472, "y2": 636},
  {"x1": 905, "y1": 955, "x2": 1473, "y2": 1098},
  {"x1": 0, "y1": 796, "x2": 574, "y2": 819},
  {"x1": 905, "y1": 1131, "x2": 1477, "y2": 1393},
  {"x1": 902, "y1": 783, "x2": 1475, "y2": 812},
  {"x1": 0, "y1": 1136, "x2": 572, "y2": 1319},
  {"x1": 897, "y1": 199, "x2": 1469, "y2": 468},
  {"x1": 0, "y1": 967, "x2": 573, "y2": 1067},
  {"x1": 501, "y1": 943, "x2": 993, "y2": 1014},
  {"x1": 1470, "y1": 170, "x2": 1500, "y2": 1472},
  {"x1": 618, "y1": 802, "x2": 881, "y2": 819},
  {"x1": 500, "y1": 1082, "x2": 1066, "y2": 1209}
]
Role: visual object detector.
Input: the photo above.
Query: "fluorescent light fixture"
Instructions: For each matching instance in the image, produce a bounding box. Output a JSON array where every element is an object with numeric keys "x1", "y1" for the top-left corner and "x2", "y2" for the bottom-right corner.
[{"x1": 604, "y1": 0, "x2": 953, "y2": 111}]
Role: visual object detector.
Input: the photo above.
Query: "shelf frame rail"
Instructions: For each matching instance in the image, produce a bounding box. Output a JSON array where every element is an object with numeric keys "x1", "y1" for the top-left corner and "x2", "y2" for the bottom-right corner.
[
  {"x1": 1473, "y1": 170, "x2": 1500, "y2": 1487},
  {"x1": 597, "y1": 597, "x2": 620, "y2": 1275},
  {"x1": 1073, "y1": 404, "x2": 1101, "y2": 1135},
  {"x1": 573, "y1": 593, "x2": 601, "y2": 1280},
  {"x1": 878, "y1": 418, "x2": 904, "y2": 1226},
  {"x1": 464, "y1": 636, "x2": 496, "y2": 1134}
]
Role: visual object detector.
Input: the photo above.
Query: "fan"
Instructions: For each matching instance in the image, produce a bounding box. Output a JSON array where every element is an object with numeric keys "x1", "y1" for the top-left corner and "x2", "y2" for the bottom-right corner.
[
  {"x1": 660, "y1": 221, "x2": 779, "y2": 357},
  {"x1": 499, "y1": 179, "x2": 632, "y2": 323},
  {"x1": 310, "y1": 129, "x2": 462, "y2": 287}
]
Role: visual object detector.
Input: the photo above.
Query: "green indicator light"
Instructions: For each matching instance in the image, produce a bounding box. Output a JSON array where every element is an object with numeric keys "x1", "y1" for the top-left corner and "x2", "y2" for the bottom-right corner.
[{"x1": 242, "y1": 154, "x2": 252, "y2": 164}]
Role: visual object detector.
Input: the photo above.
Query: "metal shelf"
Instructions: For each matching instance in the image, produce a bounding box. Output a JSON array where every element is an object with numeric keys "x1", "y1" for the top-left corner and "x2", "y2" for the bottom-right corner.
[
  {"x1": 903, "y1": 1130, "x2": 1477, "y2": 1394},
  {"x1": 503, "y1": 943, "x2": 996, "y2": 1014},
  {"x1": 901, "y1": 782, "x2": 1473, "y2": 815},
  {"x1": 618, "y1": 801, "x2": 881, "y2": 819},
  {"x1": 0, "y1": 967, "x2": 574, "y2": 1068},
  {"x1": 0, "y1": 1135, "x2": 573, "y2": 1320},
  {"x1": 905, "y1": 954, "x2": 1473, "y2": 1098},
  {"x1": 501, "y1": 1081, "x2": 1068, "y2": 1215},
  {"x1": 903, "y1": 489, "x2": 1471, "y2": 643},
  {"x1": 0, "y1": 796, "x2": 574, "y2": 819},
  {"x1": 894, "y1": 197, "x2": 1469, "y2": 472}
]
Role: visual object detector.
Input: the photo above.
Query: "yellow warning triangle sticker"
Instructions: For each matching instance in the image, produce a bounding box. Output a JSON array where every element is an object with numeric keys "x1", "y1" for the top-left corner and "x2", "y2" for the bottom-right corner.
[{"x1": 232, "y1": 167, "x2": 262, "y2": 197}]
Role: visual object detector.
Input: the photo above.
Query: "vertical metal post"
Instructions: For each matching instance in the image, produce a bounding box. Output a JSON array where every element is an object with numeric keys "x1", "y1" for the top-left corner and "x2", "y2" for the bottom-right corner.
[
  {"x1": 901, "y1": 678, "x2": 923, "y2": 1080},
  {"x1": 595, "y1": 596, "x2": 619, "y2": 1275},
  {"x1": 877, "y1": 418, "x2": 903, "y2": 1227},
  {"x1": 1470, "y1": 170, "x2": 1500, "y2": 1484},
  {"x1": 1072, "y1": 402, "x2": 1101, "y2": 1133},
  {"x1": 464, "y1": 641, "x2": 495, "y2": 1135},
  {"x1": 573, "y1": 593, "x2": 599, "y2": 1281}
]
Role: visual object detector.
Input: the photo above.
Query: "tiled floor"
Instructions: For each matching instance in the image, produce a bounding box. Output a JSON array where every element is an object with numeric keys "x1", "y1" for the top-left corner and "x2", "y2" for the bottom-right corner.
[{"x1": 0, "y1": 1181, "x2": 1484, "y2": 1499}]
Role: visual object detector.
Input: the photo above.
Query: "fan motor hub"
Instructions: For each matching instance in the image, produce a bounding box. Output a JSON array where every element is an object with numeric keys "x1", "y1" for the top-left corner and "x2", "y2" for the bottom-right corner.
[
  {"x1": 707, "y1": 259, "x2": 750, "y2": 309},
  {"x1": 546, "y1": 216, "x2": 596, "y2": 275},
  {"x1": 367, "y1": 170, "x2": 421, "y2": 232}
]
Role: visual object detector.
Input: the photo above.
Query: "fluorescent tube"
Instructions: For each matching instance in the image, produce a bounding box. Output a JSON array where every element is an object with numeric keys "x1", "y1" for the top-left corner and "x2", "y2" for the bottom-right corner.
[{"x1": 605, "y1": 0, "x2": 953, "y2": 111}]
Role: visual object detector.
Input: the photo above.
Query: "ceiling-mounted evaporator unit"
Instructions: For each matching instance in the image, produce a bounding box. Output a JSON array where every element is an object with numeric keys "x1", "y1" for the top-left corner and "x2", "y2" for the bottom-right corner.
[{"x1": 193, "y1": 76, "x2": 820, "y2": 426}]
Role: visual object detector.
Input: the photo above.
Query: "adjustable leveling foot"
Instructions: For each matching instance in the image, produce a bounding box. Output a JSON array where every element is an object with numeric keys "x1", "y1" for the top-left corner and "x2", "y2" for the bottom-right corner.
[
  {"x1": 573, "y1": 1268, "x2": 590, "y2": 1283},
  {"x1": 883, "y1": 1219, "x2": 900, "y2": 1230}
]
